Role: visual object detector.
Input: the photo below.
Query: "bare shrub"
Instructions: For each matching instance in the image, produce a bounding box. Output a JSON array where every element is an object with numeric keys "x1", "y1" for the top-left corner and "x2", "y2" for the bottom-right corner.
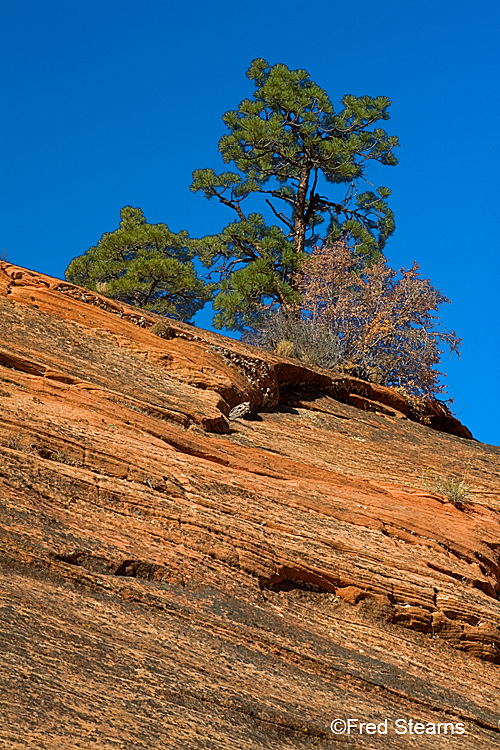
[
  {"x1": 251, "y1": 242, "x2": 461, "y2": 399},
  {"x1": 246, "y1": 309, "x2": 342, "y2": 369}
]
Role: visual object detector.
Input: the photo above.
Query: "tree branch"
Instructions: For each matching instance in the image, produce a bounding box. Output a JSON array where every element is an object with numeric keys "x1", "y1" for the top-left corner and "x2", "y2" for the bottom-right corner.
[{"x1": 265, "y1": 199, "x2": 293, "y2": 230}]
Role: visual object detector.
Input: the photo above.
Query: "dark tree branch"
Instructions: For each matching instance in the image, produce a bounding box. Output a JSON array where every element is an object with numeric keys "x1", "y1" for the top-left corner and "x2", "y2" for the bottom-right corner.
[{"x1": 265, "y1": 199, "x2": 294, "y2": 229}]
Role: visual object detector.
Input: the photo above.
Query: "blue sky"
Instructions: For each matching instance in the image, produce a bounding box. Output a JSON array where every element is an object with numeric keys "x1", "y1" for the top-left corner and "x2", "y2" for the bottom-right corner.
[{"x1": 1, "y1": 0, "x2": 499, "y2": 445}]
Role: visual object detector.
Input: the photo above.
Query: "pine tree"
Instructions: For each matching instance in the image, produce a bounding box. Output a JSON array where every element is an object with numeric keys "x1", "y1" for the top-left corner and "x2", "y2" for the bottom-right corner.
[
  {"x1": 191, "y1": 59, "x2": 399, "y2": 331},
  {"x1": 65, "y1": 206, "x2": 212, "y2": 322}
]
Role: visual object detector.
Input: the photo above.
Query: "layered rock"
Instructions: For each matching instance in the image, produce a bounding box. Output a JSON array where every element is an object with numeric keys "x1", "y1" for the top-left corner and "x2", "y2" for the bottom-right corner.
[{"x1": 1, "y1": 262, "x2": 499, "y2": 749}]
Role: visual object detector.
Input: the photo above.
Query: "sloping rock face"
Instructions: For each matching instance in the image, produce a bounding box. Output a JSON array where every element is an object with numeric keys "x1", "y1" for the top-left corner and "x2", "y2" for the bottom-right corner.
[{"x1": 1, "y1": 262, "x2": 500, "y2": 749}]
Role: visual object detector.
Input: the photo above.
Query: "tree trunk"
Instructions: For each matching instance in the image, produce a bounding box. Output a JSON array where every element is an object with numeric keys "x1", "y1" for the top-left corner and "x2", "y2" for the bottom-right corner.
[{"x1": 293, "y1": 160, "x2": 311, "y2": 260}]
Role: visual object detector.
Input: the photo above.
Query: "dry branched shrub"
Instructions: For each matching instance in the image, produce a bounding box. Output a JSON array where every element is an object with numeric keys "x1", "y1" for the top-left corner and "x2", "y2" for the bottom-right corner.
[
  {"x1": 252, "y1": 242, "x2": 461, "y2": 399},
  {"x1": 249, "y1": 312, "x2": 342, "y2": 369}
]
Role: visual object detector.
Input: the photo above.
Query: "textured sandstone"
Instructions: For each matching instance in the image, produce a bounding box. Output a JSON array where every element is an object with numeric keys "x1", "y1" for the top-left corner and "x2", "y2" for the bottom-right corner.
[{"x1": 1, "y1": 262, "x2": 500, "y2": 748}]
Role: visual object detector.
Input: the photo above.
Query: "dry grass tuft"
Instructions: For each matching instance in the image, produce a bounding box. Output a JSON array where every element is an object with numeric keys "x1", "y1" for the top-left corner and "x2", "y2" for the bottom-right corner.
[
  {"x1": 423, "y1": 469, "x2": 472, "y2": 506},
  {"x1": 150, "y1": 321, "x2": 176, "y2": 339},
  {"x1": 6, "y1": 432, "x2": 28, "y2": 452},
  {"x1": 52, "y1": 449, "x2": 80, "y2": 466}
]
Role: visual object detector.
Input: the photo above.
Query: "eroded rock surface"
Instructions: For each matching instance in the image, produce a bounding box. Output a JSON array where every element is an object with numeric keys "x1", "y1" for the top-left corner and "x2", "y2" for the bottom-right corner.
[{"x1": 1, "y1": 262, "x2": 500, "y2": 749}]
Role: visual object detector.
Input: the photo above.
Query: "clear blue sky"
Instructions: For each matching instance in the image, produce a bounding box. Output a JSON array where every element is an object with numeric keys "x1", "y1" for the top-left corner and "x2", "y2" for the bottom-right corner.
[{"x1": 1, "y1": 0, "x2": 499, "y2": 445}]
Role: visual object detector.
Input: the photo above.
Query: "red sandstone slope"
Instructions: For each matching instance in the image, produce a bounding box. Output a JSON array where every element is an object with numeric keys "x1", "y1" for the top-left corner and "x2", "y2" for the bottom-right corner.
[{"x1": 1, "y1": 262, "x2": 500, "y2": 749}]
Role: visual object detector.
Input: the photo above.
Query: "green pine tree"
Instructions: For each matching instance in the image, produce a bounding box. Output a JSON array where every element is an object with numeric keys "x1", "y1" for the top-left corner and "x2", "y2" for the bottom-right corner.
[
  {"x1": 65, "y1": 206, "x2": 212, "y2": 322},
  {"x1": 191, "y1": 58, "x2": 399, "y2": 331}
]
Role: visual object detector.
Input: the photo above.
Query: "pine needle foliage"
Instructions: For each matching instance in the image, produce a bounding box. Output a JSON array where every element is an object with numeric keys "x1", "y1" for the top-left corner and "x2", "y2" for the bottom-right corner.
[
  {"x1": 191, "y1": 59, "x2": 399, "y2": 331},
  {"x1": 65, "y1": 207, "x2": 212, "y2": 322}
]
